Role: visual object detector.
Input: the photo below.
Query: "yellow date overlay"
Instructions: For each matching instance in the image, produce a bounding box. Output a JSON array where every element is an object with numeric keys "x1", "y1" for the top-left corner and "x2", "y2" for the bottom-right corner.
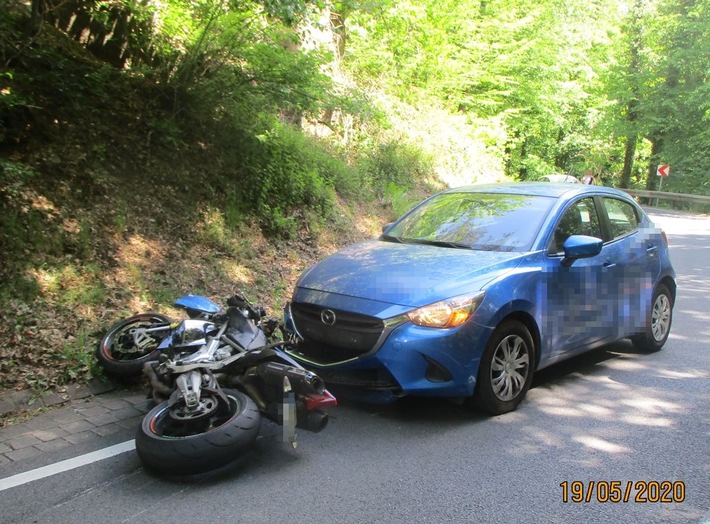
[{"x1": 560, "y1": 481, "x2": 685, "y2": 503}]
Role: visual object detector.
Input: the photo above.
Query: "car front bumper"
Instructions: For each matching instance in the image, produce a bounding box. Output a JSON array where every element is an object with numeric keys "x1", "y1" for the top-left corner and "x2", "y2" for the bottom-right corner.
[{"x1": 284, "y1": 301, "x2": 493, "y2": 403}]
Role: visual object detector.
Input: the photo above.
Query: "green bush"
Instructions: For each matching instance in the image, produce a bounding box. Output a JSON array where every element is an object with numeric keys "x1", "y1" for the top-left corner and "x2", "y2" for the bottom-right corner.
[
  {"x1": 382, "y1": 181, "x2": 420, "y2": 219},
  {"x1": 359, "y1": 139, "x2": 434, "y2": 192},
  {"x1": 235, "y1": 122, "x2": 352, "y2": 236}
]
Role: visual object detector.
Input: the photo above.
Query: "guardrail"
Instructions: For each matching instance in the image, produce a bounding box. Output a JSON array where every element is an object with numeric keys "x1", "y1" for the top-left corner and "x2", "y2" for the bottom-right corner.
[{"x1": 621, "y1": 188, "x2": 710, "y2": 205}]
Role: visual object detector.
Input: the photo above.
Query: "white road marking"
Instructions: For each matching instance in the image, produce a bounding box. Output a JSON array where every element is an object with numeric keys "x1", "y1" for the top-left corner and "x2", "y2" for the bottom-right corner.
[{"x1": 0, "y1": 440, "x2": 135, "y2": 492}]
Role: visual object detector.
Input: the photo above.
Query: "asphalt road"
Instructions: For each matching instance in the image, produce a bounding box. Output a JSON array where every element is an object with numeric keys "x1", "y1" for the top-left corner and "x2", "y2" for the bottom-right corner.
[{"x1": 0, "y1": 209, "x2": 708, "y2": 524}]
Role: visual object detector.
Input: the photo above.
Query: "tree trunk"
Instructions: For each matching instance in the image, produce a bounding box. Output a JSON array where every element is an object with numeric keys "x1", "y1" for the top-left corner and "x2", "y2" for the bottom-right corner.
[
  {"x1": 645, "y1": 137, "x2": 663, "y2": 191},
  {"x1": 330, "y1": 11, "x2": 346, "y2": 61},
  {"x1": 28, "y1": 0, "x2": 46, "y2": 35},
  {"x1": 619, "y1": 0, "x2": 643, "y2": 189},
  {"x1": 619, "y1": 134, "x2": 636, "y2": 188}
]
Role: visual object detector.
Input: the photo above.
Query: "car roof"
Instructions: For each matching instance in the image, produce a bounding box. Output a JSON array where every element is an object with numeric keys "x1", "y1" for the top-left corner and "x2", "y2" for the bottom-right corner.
[
  {"x1": 442, "y1": 182, "x2": 630, "y2": 200},
  {"x1": 541, "y1": 174, "x2": 580, "y2": 183}
]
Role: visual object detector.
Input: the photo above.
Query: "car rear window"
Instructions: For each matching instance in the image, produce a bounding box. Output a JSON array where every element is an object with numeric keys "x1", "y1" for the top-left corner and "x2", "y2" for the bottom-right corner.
[
  {"x1": 385, "y1": 192, "x2": 555, "y2": 251},
  {"x1": 603, "y1": 197, "x2": 639, "y2": 239}
]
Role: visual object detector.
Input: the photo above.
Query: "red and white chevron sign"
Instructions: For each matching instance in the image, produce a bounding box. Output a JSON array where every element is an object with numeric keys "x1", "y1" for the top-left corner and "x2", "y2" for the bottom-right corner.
[{"x1": 657, "y1": 164, "x2": 670, "y2": 177}]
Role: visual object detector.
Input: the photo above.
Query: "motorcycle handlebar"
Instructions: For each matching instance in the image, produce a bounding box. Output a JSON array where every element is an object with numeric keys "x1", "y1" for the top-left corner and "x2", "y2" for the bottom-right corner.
[
  {"x1": 227, "y1": 294, "x2": 266, "y2": 321},
  {"x1": 226, "y1": 294, "x2": 249, "y2": 308}
]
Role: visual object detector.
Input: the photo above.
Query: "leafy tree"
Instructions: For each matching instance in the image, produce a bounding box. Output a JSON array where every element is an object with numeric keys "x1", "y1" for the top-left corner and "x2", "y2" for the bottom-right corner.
[
  {"x1": 643, "y1": 0, "x2": 710, "y2": 193},
  {"x1": 7, "y1": 0, "x2": 710, "y2": 196}
]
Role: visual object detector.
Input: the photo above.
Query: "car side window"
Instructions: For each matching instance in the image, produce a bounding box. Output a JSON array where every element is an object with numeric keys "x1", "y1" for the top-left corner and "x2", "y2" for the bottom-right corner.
[
  {"x1": 549, "y1": 198, "x2": 602, "y2": 254},
  {"x1": 603, "y1": 198, "x2": 639, "y2": 239}
]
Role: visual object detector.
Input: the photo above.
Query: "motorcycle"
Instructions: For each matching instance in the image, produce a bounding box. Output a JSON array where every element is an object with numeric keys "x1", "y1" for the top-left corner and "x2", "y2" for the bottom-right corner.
[{"x1": 96, "y1": 293, "x2": 336, "y2": 476}]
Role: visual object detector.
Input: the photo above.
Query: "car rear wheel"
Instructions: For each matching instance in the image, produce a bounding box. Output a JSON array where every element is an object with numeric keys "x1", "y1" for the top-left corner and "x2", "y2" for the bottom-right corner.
[
  {"x1": 631, "y1": 283, "x2": 673, "y2": 352},
  {"x1": 472, "y1": 320, "x2": 535, "y2": 415}
]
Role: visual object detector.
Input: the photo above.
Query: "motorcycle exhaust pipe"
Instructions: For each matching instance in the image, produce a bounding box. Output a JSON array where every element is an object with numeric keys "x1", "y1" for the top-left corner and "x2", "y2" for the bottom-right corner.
[
  {"x1": 296, "y1": 409, "x2": 329, "y2": 433},
  {"x1": 256, "y1": 361, "x2": 325, "y2": 395},
  {"x1": 142, "y1": 362, "x2": 174, "y2": 404}
]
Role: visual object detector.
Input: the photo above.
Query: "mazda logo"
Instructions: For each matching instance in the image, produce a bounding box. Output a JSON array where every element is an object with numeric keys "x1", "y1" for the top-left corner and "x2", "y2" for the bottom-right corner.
[{"x1": 321, "y1": 309, "x2": 336, "y2": 326}]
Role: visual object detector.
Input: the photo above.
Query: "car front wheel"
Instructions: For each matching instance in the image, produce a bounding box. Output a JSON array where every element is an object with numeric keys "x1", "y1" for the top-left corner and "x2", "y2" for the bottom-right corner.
[{"x1": 472, "y1": 320, "x2": 535, "y2": 415}]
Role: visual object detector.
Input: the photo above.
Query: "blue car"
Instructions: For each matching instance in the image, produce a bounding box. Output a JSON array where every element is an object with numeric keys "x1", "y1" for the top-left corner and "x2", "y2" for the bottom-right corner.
[{"x1": 284, "y1": 183, "x2": 676, "y2": 414}]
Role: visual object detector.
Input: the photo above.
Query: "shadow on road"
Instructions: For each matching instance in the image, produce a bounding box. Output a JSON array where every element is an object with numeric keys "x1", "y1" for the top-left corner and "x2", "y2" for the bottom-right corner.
[{"x1": 328, "y1": 339, "x2": 645, "y2": 425}]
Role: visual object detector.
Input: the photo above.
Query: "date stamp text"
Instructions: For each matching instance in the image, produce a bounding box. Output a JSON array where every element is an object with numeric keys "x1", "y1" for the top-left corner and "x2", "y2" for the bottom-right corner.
[{"x1": 560, "y1": 481, "x2": 685, "y2": 503}]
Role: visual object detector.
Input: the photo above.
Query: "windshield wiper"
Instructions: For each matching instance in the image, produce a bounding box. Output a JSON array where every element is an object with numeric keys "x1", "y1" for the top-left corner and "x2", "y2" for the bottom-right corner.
[
  {"x1": 402, "y1": 238, "x2": 472, "y2": 250},
  {"x1": 380, "y1": 234, "x2": 403, "y2": 243}
]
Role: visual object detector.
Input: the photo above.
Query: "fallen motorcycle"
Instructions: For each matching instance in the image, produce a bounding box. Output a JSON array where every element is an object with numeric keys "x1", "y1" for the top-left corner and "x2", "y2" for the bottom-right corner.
[{"x1": 96, "y1": 293, "x2": 336, "y2": 476}]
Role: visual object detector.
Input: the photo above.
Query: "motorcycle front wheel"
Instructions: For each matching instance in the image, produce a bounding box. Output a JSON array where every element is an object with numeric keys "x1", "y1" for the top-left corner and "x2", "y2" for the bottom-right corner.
[
  {"x1": 135, "y1": 389, "x2": 261, "y2": 476},
  {"x1": 96, "y1": 313, "x2": 171, "y2": 377}
]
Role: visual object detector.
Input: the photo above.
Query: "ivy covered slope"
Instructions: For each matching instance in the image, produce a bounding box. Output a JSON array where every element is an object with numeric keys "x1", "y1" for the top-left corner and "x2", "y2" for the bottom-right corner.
[
  {"x1": 0, "y1": 2, "x2": 435, "y2": 397},
  {"x1": 1, "y1": 0, "x2": 709, "y2": 401}
]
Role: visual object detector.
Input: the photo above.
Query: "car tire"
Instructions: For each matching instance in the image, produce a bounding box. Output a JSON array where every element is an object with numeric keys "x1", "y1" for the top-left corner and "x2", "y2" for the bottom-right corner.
[
  {"x1": 631, "y1": 283, "x2": 673, "y2": 352},
  {"x1": 472, "y1": 319, "x2": 535, "y2": 416}
]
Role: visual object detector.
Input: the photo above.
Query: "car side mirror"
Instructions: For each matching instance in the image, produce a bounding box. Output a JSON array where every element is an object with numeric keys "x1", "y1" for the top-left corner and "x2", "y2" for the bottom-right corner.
[
  {"x1": 382, "y1": 222, "x2": 394, "y2": 234},
  {"x1": 561, "y1": 235, "x2": 603, "y2": 267}
]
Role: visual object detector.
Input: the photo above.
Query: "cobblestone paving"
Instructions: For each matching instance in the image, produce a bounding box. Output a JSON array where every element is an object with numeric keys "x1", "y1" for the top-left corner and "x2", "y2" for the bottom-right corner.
[{"x1": 0, "y1": 384, "x2": 150, "y2": 467}]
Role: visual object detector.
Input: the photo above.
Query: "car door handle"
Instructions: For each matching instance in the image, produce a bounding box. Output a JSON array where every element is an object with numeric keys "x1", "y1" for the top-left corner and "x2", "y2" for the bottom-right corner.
[
  {"x1": 647, "y1": 244, "x2": 658, "y2": 257},
  {"x1": 603, "y1": 259, "x2": 616, "y2": 268}
]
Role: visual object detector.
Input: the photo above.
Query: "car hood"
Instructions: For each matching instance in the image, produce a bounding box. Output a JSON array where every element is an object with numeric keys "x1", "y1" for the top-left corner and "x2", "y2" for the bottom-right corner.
[{"x1": 296, "y1": 239, "x2": 525, "y2": 308}]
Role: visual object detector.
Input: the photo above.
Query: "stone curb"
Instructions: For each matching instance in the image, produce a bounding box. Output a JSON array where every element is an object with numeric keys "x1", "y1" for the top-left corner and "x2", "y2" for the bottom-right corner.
[{"x1": 0, "y1": 378, "x2": 123, "y2": 420}]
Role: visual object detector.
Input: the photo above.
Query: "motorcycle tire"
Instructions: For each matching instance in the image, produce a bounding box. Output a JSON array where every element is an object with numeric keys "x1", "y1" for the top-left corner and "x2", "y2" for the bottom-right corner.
[
  {"x1": 135, "y1": 389, "x2": 261, "y2": 476},
  {"x1": 96, "y1": 312, "x2": 172, "y2": 377}
]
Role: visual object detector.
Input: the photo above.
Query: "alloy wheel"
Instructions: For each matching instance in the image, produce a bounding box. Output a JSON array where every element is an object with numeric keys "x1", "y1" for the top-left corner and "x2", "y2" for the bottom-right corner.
[
  {"x1": 490, "y1": 334, "x2": 530, "y2": 401},
  {"x1": 652, "y1": 293, "x2": 671, "y2": 342}
]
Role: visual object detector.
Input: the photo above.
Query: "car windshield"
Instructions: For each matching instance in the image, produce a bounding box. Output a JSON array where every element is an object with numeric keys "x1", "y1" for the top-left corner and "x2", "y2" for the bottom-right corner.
[{"x1": 383, "y1": 192, "x2": 555, "y2": 251}]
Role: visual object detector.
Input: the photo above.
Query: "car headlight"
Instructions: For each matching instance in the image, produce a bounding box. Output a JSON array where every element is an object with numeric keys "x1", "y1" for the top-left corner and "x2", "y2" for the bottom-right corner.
[{"x1": 407, "y1": 292, "x2": 485, "y2": 328}]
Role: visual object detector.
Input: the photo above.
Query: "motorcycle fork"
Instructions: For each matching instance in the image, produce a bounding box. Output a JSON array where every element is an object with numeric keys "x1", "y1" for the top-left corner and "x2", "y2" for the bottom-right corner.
[
  {"x1": 175, "y1": 371, "x2": 202, "y2": 408},
  {"x1": 172, "y1": 369, "x2": 228, "y2": 410}
]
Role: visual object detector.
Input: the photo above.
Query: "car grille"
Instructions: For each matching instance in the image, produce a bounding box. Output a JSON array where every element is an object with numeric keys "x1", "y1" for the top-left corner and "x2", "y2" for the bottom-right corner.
[
  {"x1": 290, "y1": 302, "x2": 385, "y2": 364},
  {"x1": 315, "y1": 368, "x2": 400, "y2": 390}
]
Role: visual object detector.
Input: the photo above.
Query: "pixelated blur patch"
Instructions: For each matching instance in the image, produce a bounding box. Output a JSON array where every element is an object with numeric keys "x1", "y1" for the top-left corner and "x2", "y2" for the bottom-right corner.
[{"x1": 282, "y1": 392, "x2": 297, "y2": 444}]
